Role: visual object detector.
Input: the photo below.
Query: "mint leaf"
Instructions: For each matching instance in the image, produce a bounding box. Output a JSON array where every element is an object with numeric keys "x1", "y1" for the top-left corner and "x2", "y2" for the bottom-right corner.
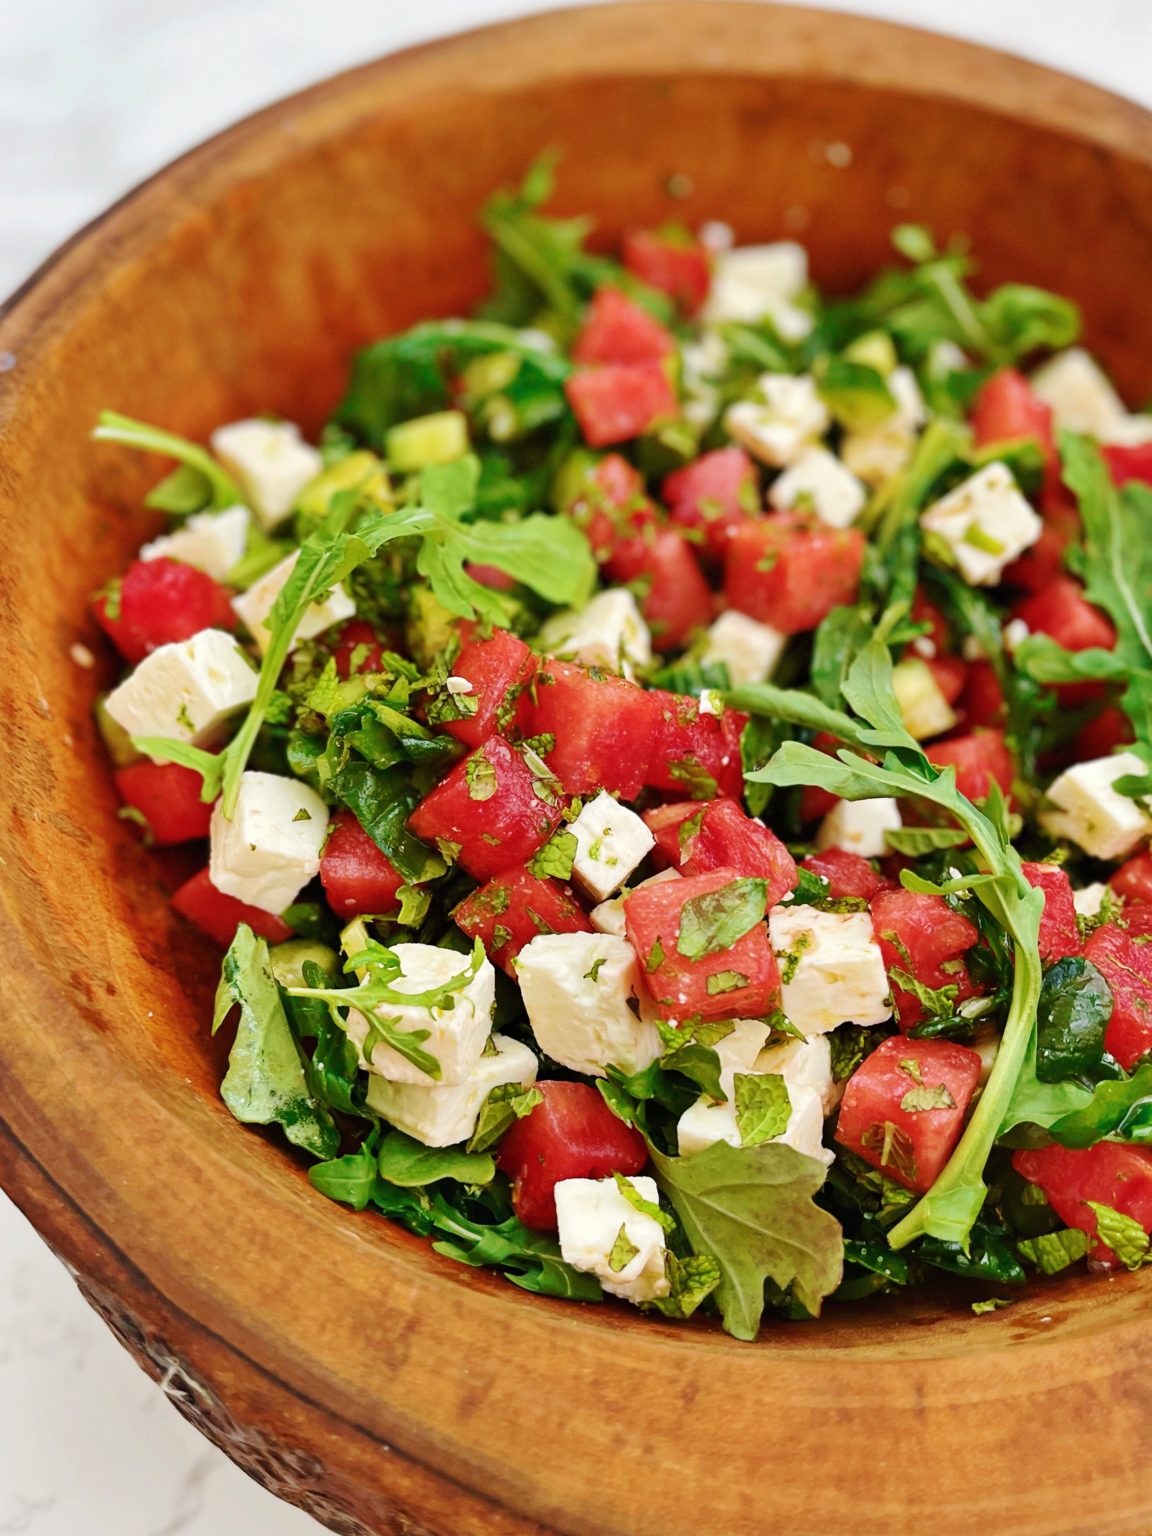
[
  {"x1": 612, "y1": 1171, "x2": 675, "y2": 1233},
  {"x1": 650, "y1": 1140, "x2": 844, "y2": 1339},
  {"x1": 676, "y1": 877, "x2": 768, "y2": 961},
  {"x1": 608, "y1": 1224, "x2": 640, "y2": 1272},
  {"x1": 648, "y1": 1251, "x2": 721, "y2": 1319},
  {"x1": 1017, "y1": 1227, "x2": 1089, "y2": 1275},
  {"x1": 733, "y1": 1073, "x2": 792, "y2": 1147},
  {"x1": 216, "y1": 924, "x2": 338, "y2": 1159},
  {"x1": 1085, "y1": 1202, "x2": 1152, "y2": 1269},
  {"x1": 467, "y1": 1083, "x2": 544, "y2": 1154},
  {"x1": 528, "y1": 829, "x2": 578, "y2": 881}
]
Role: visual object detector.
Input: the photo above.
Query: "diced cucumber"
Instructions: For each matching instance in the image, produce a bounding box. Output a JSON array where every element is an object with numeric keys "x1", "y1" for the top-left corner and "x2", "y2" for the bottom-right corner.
[
  {"x1": 385, "y1": 410, "x2": 469, "y2": 472},
  {"x1": 269, "y1": 938, "x2": 340, "y2": 990},
  {"x1": 844, "y1": 330, "x2": 898, "y2": 377},
  {"x1": 296, "y1": 450, "x2": 391, "y2": 522},
  {"x1": 892, "y1": 657, "x2": 957, "y2": 741}
]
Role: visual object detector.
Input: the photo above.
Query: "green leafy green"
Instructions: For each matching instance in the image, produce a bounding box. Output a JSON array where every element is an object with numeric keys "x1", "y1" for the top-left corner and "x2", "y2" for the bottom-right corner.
[
  {"x1": 650, "y1": 1140, "x2": 844, "y2": 1339},
  {"x1": 1017, "y1": 1227, "x2": 1089, "y2": 1275},
  {"x1": 1046, "y1": 1064, "x2": 1152, "y2": 1148},
  {"x1": 1035, "y1": 957, "x2": 1113, "y2": 1083},
  {"x1": 1085, "y1": 1203, "x2": 1152, "y2": 1269},
  {"x1": 738, "y1": 627, "x2": 1045, "y2": 1250},
  {"x1": 466, "y1": 1083, "x2": 544, "y2": 1154},
  {"x1": 93, "y1": 410, "x2": 243, "y2": 511},
  {"x1": 375, "y1": 1129, "x2": 495, "y2": 1188},
  {"x1": 215, "y1": 925, "x2": 338, "y2": 1158},
  {"x1": 733, "y1": 1073, "x2": 792, "y2": 1147},
  {"x1": 308, "y1": 1137, "x2": 380, "y2": 1210},
  {"x1": 676, "y1": 877, "x2": 768, "y2": 960},
  {"x1": 647, "y1": 1252, "x2": 722, "y2": 1319}
]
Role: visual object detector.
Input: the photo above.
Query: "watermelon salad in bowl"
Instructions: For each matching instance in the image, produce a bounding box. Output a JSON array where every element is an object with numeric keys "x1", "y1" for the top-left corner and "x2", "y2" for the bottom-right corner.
[{"x1": 91, "y1": 158, "x2": 1152, "y2": 1340}]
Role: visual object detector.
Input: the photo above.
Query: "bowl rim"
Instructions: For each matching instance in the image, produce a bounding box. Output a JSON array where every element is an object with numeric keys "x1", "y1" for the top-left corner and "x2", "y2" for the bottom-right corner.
[{"x1": 4, "y1": 5, "x2": 1152, "y2": 1533}]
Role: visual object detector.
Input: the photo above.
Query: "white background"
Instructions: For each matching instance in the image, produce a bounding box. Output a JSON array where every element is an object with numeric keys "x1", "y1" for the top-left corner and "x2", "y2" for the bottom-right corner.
[{"x1": 2, "y1": 2, "x2": 1151, "y2": 1533}]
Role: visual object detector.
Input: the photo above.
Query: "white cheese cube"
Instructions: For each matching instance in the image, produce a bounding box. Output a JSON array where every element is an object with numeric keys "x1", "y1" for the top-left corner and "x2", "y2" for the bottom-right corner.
[
  {"x1": 1040, "y1": 752, "x2": 1152, "y2": 861},
  {"x1": 841, "y1": 422, "x2": 916, "y2": 487},
  {"x1": 590, "y1": 869, "x2": 680, "y2": 940},
  {"x1": 1101, "y1": 414, "x2": 1152, "y2": 448},
  {"x1": 1072, "y1": 882, "x2": 1109, "y2": 918},
  {"x1": 365, "y1": 1033, "x2": 537, "y2": 1148},
  {"x1": 704, "y1": 243, "x2": 812, "y2": 339},
  {"x1": 920, "y1": 462, "x2": 1042, "y2": 586},
  {"x1": 210, "y1": 418, "x2": 323, "y2": 530},
  {"x1": 345, "y1": 942, "x2": 496, "y2": 1086},
  {"x1": 555, "y1": 1175, "x2": 670, "y2": 1304},
  {"x1": 886, "y1": 365, "x2": 928, "y2": 431},
  {"x1": 768, "y1": 446, "x2": 867, "y2": 528},
  {"x1": 231, "y1": 551, "x2": 356, "y2": 655},
  {"x1": 769, "y1": 906, "x2": 891, "y2": 1035},
  {"x1": 817, "y1": 797, "x2": 901, "y2": 858},
  {"x1": 537, "y1": 588, "x2": 651, "y2": 681},
  {"x1": 139, "y1": 505, "x2": 250, "y2": 582},
  {"x1": 516, "y1": 932, "x2": 661, "y2": 1078},
  {"x1": 677, "y1": 1031, "x2": 834, "y2": 1164},
  {"x1": 1030, "y1": 349, "x2": 1126, "y2": 438},
  {"x1": 209, "y1": 771, "x2": 328, "y2": 915},
  {"x1": 568, "y1": 792, "x2": 655, "y2": 902},
  {"x1": 104, "y1": 627, "x2": 257, "y2": 752},
  {"x1": 724, "y1": 374, "x2": 829, "y2": 468},
  {"x1": 892, "y1": 657, "x2": 958, "y2": 741},
  {"x1": 698, "y1": 610, "x2": 787, "y2": 688}
]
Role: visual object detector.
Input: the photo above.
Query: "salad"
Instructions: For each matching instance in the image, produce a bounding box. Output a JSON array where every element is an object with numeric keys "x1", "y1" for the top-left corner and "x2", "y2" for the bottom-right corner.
[{"x1": 90, "y1": 159, "x2": 1152, "y2": 1340}]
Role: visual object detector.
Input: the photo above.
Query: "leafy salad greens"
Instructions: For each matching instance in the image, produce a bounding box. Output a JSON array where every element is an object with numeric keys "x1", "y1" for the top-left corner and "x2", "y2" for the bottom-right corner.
[{"x1": 90, "y1": 156, "x2": 1152, "y2": 1340}]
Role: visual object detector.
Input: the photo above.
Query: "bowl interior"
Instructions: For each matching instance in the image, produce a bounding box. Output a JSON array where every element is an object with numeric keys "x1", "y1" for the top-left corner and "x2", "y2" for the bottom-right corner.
[{"x1": 4, "y1": 7, "x2": 1152, "y2": 1534}]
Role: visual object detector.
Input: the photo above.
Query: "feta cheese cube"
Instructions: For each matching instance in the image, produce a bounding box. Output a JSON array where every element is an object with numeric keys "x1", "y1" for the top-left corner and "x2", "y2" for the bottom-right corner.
[
  {"x1": 1040, "y1": 752, "x2": 1152, "y2": 860},
  {"x1": 139, "y1": 505, "x2": 251, "y2": 582},
  {"x1": 104, "y1": 628, "x2": 257, "y2": 751},
  {"x1": 841, "y1": 421, "x2": 916, "y2": 487},
  {"x1": 892, "y1": 656, "x2": 958, "y2": 741},
  {"x1": 590, "y1": 869, "x2": 680, "y2": 940},
  {"x1": 516, "y1": 932, "x2": 661, "y2": 1077},
  {"x1": 724, "y1": 374, "x2": 829, "y2": 468},
  {"x1": 886, "y1": 365, "x2": 928, "y2": 432},
  {"x1": 365, "y1": 1033, "x2": 537, "y2": 1148},
  {"x1": 704, "y1": 242, "x2": 812, "y2": 340},
  {"x1": 698, "y1": 610, "x2": 787, "y2": 688},
  {"x1": 768, "y1": 446, "x2": 867, "y2": 528},
  {"x1": 554, "y1": 1175, "x2": 670, "y2": 1304},
  {"x1": 210, "y1": 418, "x2": 323, "y2": 530},
  {"x1": 568, "y1": 792, "x2": 655, "y2": 902},
  {"x1": 920, "y1": 461, "x2": 1042, "y2": 586},
  {"x1": 1101, "y1": 414, "x2": 1152, "y2": 448},
  {"x1": 537, "y1": 588, "x2": 651, "y2": 681},
  {"x1": 231, "y1": 551, "x2": 356, "y2": 655},
  {"x1": 816, "y1": 797, "x2": 901, "y2": 858},
  {"x1": 345, "y1": 942, "x2": 496, "y2": 1086},
  {"x1": 676, "y1": 1031, "x2": 835, "y2": 1165},
  {"x1": 1072, "y1": 882, "x2": 1109, "y2": 918},
  {"x1": 769, "y1": 905, "x2": 891, "y2": 1034},
  {"x1": 1030, "y1": 349, "x2": 1126, "y2": 438},
  {"x1": 209, "y1": 771, "x2": 329, "y2": 915}
]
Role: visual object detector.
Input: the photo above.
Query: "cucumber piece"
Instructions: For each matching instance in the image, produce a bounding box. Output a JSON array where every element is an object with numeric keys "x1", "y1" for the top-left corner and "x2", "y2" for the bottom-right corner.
[
  {"x1": 385, "y1": 410, "x2": 469, "y2": 472},
  {"x1": 269, "y1": 938, "x2": 340, "y2": 990}
]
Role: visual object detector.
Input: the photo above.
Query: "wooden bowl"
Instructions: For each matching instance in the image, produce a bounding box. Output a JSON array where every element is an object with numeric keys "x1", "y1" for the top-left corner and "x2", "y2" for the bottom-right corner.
[{"x1": 3, "y1": 5, "x2": 1152, "y2": 1532}]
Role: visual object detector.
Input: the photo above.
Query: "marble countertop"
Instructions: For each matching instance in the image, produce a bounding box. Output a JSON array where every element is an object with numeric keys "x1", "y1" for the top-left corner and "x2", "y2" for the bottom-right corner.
[{"x1": 2, "y1": 2, "x2": 1151, "y2": 1532}]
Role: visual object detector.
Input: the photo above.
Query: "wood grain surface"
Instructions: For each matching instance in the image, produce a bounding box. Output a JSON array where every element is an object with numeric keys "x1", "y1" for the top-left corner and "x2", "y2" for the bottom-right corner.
[{"x1": 2, "y1": 5, "x2": 1152, "y2": 1532}]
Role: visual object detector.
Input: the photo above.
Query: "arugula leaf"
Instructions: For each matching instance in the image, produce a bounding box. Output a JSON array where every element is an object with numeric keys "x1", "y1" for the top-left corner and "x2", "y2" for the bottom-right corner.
[
  {"x1": 1046, "y1": 1063, "x2": 1152, "y2": 1148},
  {"x1": 375, "y1": 1129, "x2": 495, "y2": 1188},
  {"x1": 336, "y1": 318, "x2": 572, "y2": 445},
  {"x1": 650, "y1": 1140, "x2": 844, "y2": 1338},
  {"x1": 215, "y1": 925, "x2": 339, "y2": 1158},
  {"x1": 741, "y1": 648, "x2": 1045, "y2": 1249},
  {"x1": 308, "y1": 1137, "x2": 380, "y2": 1210},
  {"x1": 427, "y1": 1187, "x2": 603, "y2": 1300},
  {"x1": 93, "y1": 410, "x2": 242, "y2": 511},
  {"x1": 676, "y1": 877, "x2": 768, "y2": 960}
]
